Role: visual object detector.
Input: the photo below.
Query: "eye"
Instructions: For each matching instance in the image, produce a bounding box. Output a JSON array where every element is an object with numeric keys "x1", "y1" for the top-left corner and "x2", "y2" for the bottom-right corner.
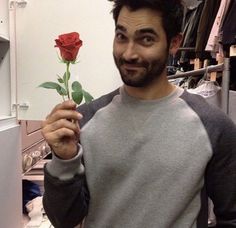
[
  {"x1": 115, "y1": 33, "x2": 127, "y2": 42},
  {"x1": 141, "y1": 36, "x2": 155, "y2": 46}
]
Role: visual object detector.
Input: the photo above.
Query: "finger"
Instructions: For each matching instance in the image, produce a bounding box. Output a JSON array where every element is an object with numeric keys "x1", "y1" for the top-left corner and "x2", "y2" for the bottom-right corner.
[
  {"x1": 44, "y1": 128, "x2": 78, "y2": 147},
  {"x1": 75, "y1": 119, "x2": 80, "y2": 130},
  {"x1": 43, "y1": 119, "x2": 80, "y2": 135},
  {"x1": 50, "y1": 100, "x2": 77, "y2": 115},
  {"x1": 46, "y1": 109, "x2": 83, "y2": 124},
  {"x1": 42, "y1": 111, "x2": 82, "y2": 128}
]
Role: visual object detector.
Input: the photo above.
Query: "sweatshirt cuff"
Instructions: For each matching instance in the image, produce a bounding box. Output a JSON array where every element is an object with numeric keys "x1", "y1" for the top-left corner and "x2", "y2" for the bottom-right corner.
[{"x1": 45, "y1": 144, "x2": 85, "y2": 181}]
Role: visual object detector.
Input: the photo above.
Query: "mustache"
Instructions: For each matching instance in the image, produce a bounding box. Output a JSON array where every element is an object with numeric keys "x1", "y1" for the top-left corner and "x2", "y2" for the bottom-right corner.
[{"x1": 118, "y1": 58, "x2": 149, "y2": 68}]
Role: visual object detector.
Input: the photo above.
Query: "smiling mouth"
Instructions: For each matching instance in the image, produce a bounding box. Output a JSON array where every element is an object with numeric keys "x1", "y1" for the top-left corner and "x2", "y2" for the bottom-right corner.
[{"x1": 122, "y1": 64, "x2": 144, "y2": 70}]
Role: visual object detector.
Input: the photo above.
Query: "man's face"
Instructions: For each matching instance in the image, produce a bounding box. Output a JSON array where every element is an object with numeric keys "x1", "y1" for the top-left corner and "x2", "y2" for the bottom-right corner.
[{"x1": 113, "y1": 6, "x2": 169, "y2": 87}]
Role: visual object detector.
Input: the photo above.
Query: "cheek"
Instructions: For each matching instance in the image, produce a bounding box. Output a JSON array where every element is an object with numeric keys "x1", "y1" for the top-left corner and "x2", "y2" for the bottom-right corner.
[
  {"x1": 113, "y1": 42, "x2": 123, "y2": 59},
  {"x1": 144, "y1": 45, "x2": 168, "y2": 62},
  {"x1": 142, "y1": 52, "x2": 163, "y2": 63}
]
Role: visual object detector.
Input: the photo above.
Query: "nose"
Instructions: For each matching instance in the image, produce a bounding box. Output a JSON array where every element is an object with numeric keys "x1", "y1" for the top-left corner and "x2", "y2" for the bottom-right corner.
[{"x1": 122, "y1": 42, "x2": 139, "y2": 61}]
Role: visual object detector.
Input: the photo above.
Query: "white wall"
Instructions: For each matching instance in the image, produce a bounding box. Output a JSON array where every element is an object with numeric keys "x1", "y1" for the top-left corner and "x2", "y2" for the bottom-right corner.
[{"x1": 15, "y1": 0, "x2": 121, "y2": 120}]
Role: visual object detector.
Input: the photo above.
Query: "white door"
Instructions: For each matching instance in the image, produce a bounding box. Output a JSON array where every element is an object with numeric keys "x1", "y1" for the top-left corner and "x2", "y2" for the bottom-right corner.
[{"x1": 14, "y1": 0, "x2": 121, "y2": 120}]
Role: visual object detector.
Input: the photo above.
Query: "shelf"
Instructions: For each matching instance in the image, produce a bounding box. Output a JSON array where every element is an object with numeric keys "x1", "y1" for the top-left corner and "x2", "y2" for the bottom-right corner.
[
  {"x1": 0, "y1": 116, "x2": 17, "y2": 130},
  {"x1": 0, "y1": 115, "x2": 15, "y2": 120}
]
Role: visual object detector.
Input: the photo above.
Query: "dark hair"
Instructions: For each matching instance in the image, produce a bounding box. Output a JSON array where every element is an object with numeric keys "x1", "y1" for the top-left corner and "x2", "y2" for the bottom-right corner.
[{"x1": 108, "y1": 0, "x2": 184, "y2": 45}]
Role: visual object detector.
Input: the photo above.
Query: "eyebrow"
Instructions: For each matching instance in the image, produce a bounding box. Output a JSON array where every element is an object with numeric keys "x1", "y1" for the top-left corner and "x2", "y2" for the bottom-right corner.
[
  {"x1": 115, "y1": 24, "x2": 127, "y2": 32},
  {"x1": 137, "y1": 28, "x2": 158, "y2": 37},
  {"x1": 115, "y1": 24, "x2": 158, "y2": 37}
]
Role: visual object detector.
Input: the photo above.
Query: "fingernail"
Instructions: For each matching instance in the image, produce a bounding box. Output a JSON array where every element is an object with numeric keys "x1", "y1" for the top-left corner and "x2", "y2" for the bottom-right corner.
[{"x1": 78, "y1": 113, "x2": 83, "y2": 119}]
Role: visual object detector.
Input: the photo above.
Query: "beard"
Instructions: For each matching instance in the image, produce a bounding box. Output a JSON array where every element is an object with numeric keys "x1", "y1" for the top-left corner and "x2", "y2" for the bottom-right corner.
[{"x1": 113, "y1": 54, "x2": 168, "y2": 87}]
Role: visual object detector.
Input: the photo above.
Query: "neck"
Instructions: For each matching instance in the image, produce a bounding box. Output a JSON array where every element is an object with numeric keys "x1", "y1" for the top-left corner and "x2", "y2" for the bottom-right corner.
[{"x1": 123, "y1": 72, "x2": 176, "y2": 100}]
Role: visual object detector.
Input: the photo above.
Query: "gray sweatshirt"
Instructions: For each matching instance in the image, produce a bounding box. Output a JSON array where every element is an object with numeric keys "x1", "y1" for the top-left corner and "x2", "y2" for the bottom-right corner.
[{"x1": 43, "y1": 86, "x2": 236, "y2": 228}]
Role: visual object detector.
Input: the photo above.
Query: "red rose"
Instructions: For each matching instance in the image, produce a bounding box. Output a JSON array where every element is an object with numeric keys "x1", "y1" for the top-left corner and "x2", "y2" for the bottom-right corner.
[{"x1": 55, "y1": 32, "x2": 83, "y2": 62}]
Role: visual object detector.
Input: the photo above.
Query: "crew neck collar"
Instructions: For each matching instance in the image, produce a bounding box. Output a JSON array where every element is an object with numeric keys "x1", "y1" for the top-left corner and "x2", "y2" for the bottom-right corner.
[{"x1": 119, "y1": 85, "x2": 184, "y2": 105}]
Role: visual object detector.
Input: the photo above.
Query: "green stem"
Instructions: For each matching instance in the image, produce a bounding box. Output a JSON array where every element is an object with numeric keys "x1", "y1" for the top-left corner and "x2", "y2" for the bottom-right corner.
[{"x1": 65, "y1": 62, "x2": 71, "y2": 100}]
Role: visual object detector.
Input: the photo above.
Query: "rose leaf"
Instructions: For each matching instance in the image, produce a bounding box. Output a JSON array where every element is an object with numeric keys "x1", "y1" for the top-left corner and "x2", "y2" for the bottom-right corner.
[
  {"x1": 56, "y1": 86, "x2": 67, "y2": 96},
  {"x1": 38, "y1": 82, "x2": 61, "y2": 90},
  {"x1": 72, "y1": 91, "x2": 83, "y2": 105},
  {"x1": 82, "y1": 90, "x2": 94, "y2": 104},
  {"x1": 72, "y1": 81, "x2": 82, "y2": 92},
  {"x1": 39, "y1": 82, "x2": 67, "y2": 96},
  {"x1": 57, "y1": 75, "x2": 64, "y2": 84}
]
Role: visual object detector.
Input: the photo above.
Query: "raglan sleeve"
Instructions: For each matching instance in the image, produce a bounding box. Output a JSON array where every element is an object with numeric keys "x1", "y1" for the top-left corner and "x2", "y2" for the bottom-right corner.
[
  {"x1": 43, "y1": 145, "x2": 89, "y2": 228},
  {"x1": 206, "y1": 117, "x2": 236, "y2": 227}
]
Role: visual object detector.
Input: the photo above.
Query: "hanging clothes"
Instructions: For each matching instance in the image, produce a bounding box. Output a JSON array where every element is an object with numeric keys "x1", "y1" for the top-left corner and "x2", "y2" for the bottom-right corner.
[
  {"x1": 195, "y1": 0, "x2": 221, "y2": 59},
  {"x1": 205, "y1": 0, "x2": 231, "y2": 55},
  {"x1": 188, "y1": 80, "x2": 221, "y2": 101},
  {"x1": 180, "y1": 0, "x2": 204, "y2": 63},
  {"x1": 188, "y1": 81, "x2": 236, "y2": 124},
  {"x1": 221, "y1": 1, "x2": 236, "y2": 46}
]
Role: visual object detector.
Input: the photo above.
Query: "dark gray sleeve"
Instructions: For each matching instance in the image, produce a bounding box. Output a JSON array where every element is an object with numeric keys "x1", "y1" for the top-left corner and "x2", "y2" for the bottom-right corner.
[
  {"x1": 205, "y1": 117, "x2": 236, "y2": 227},
  {"x1": 180, "y1": 90, "x2": 236, "y2": 226},
  {"x1": 43, "y1": 167, "x2": 89, "y2": 228}
]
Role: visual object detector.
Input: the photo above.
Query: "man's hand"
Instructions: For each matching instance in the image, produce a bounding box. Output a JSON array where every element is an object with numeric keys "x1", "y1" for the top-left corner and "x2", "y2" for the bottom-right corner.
[{"x1": 41, "y1": 100, "x2": 83, "y2": 160}]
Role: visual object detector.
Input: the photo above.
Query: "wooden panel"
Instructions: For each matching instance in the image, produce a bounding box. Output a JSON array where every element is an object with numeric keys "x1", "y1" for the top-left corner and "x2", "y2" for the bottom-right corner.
[
  {"x1": 25, "y1": 120, "x2": 42, "y2": 134},
  {"x1": 22, "y1": 140, "x2": 49, "y2": 173},
  {"x1": 20, "y1": 120, "x2": 44, "y2": 151}
]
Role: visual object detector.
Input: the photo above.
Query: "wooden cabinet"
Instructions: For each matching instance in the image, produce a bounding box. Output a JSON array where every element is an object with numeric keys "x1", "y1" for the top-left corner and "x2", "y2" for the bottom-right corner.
[{"x1": 21, "y1": 120, "x2": 50, "y2": 173}]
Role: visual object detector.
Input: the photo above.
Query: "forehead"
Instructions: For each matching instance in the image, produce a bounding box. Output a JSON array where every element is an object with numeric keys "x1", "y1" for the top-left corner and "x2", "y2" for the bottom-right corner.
[{"x1": 117, "y1": 6, "x2": 164, "y2": 34}]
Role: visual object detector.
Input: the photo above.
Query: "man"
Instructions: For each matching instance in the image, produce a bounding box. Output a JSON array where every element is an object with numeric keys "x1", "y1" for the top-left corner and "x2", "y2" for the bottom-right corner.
[{"x1": 42, "y1": 0, "x2": 236, "y2": 227}]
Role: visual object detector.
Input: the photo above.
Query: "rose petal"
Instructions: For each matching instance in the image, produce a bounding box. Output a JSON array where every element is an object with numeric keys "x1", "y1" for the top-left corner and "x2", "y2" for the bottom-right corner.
[{"x1": 55, "y1": 32, "x2": 83, "y2": 61}]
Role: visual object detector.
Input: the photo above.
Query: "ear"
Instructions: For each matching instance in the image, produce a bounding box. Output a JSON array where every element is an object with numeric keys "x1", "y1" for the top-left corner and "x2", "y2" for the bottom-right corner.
[{"x1": 169, "y1": 33, "x2": 183, "y2": 55}]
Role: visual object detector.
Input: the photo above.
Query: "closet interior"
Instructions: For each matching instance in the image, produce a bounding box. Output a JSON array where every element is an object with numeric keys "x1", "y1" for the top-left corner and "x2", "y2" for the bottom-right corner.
[
  {"x1": 168, "y1": 0, "x2": 236, "y2": 120},
  {"x1": 168, "y1": 1, "x2": 236, "y2": 227},
  {"x1": 8, "y1": 0, "x2": 236, "y2": 227}
]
